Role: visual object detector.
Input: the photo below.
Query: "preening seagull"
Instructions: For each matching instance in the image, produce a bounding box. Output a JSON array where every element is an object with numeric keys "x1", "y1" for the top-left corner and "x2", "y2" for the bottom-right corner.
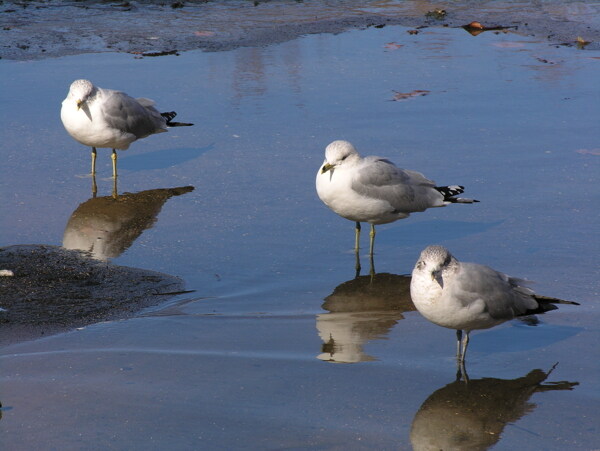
[
  {"x1": 410, "y1": 245, "x2": 579, "y2": 364},
  {"x1": 315, "y1": 140, "x2": 478, "y2": 256},
  {"x1": 60, "y1": 79, "x2": 193, "y2": 177}
]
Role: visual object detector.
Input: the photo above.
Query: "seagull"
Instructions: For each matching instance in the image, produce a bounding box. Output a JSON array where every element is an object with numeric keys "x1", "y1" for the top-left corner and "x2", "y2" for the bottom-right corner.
[
  {"x1": 315, "y1": 140, "x2": 478, "y2": 256},
  {"x1": 410, "y1": 245, "x2": 579, "y2": 365},
  {"x1": 60, "y1": 79, "x2": 193, "y2": 177}
]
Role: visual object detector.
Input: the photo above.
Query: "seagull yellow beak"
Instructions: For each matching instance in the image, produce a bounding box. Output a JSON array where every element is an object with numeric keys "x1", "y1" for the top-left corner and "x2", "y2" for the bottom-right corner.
[
  {"x1": 76, "y1": 99, "x2": 83, "y2": 110},
  {"x1": 321, "y1": 163, "x2": 334, "y2": 174},
  {"x1": 431, "y1": 270, "x2": 443, "y2": 286}
]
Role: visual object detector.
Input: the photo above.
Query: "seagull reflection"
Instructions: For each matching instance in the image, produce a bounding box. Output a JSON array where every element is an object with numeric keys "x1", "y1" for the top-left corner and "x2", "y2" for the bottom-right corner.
[
  {"x1": 63, "y1": 185, "x2": 194, "y2": 260},
  {"x1": 410, "y1": 364, "x2": 578, "y2": 451},
  {"x1": 317, "y1": 273, "x2": 415, "y2": 363}
]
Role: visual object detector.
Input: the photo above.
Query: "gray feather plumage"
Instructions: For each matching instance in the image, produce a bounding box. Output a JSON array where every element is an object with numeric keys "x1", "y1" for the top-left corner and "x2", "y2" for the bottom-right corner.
[
  {"x1": 450, "y1": 262, "x2": 539, "y2": 321},
  {"x1": 99, "y1": 90, "x2": 167, "y2": 140},
  {"x1": 350, "y1": 157, "x2": 443, "y2": 213}
]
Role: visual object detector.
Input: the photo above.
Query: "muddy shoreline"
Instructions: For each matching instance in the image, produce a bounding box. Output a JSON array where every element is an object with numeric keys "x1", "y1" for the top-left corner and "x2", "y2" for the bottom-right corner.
[
  {"x1": 0, "y1": 245, "x2": 186, "y2": 346},
  {"x1": 1, "y1": 0, "x2": 599, "y2": 61}
]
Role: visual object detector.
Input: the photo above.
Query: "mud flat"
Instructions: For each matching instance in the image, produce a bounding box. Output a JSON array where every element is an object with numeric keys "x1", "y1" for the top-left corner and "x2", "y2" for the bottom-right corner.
[
  {"x1": 1, "y1": 0, "x2": 599, "y2": 60},
  {"x1": 0, "y1": 245, "x2": 185, "y2": 346}
]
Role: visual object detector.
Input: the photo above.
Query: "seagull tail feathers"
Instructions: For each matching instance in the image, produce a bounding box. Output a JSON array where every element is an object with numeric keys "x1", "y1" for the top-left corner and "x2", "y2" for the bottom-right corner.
[
  {"x1": 534, "y1": 295, "x2": 580, "y2": 307},
  {"x1": 435, "y1": 185, "x2": 479, "y2": 203},
  {"x1": 521, "y1": 295, "x2": 580, "y2": 317},
  {"x1": 161, "y1": 111, "x2": 194, "y2": 127}
]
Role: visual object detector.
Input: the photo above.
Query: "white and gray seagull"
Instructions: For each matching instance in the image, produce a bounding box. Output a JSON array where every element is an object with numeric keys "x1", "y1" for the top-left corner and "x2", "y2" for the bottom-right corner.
[
  {"x1": 316, "y1": 140, "x2": 478, "y2": 256},
  {"x1": 61, "y1": 79, "x2": 193, "y2": 177},
  {"x1": 410, "y1": 245, "x2": 579, "y2": 365}
]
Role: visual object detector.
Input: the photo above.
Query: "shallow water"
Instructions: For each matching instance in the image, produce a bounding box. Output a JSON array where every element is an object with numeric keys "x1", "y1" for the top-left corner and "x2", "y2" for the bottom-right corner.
[{"x1": 1, "y1": 20, "x2": 599, "y2": 450}]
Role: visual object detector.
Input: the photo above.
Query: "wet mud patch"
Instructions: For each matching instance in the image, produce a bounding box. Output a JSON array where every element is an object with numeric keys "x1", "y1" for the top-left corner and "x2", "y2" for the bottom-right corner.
[
  {"x1": 0, "y1": 245, "x2": 185, "y2": 346},
  {"x1": 1, "y1": 0, "x2": 599, "y2": 60}
]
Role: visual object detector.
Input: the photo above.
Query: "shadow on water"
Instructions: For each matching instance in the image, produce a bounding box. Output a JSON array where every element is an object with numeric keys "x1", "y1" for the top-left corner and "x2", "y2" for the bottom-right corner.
[
  {"x1": 316, "y1": 272, "x2": 414, "y2": 363},
  {"x1": 0, "y1": 399, "x2": 14, "y2": 421},
  {"x1": 118, "y1": 145, "x2": 214, "y2": 172},
  {"x1": 379, "y1": 219, "x2": 505, "y2": 247},
  {"x1": 410, "y1": 365, "x2": 578, "y2": 450},
  {"x1": 470, "y1": 322, "x2": 583, "y2": 354},
  {"x1": 63, "y1": 184, "x2": 194, "y2": 260}
]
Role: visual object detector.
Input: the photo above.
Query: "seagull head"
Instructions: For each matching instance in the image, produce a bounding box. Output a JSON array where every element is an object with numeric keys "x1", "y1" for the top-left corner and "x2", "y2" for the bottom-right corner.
[
  {"x1": 321, "y1": 140, "x2": 360, "y2": 173},
  {"x1": 69, "y1": 79, "x2": 95, "y2": 110},
  {"x1": 416, "y1": 245, "x2": 454, "y2": 284}
]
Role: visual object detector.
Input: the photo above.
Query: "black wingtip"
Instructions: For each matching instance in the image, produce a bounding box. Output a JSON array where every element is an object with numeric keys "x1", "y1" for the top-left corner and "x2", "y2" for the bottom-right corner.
[
  {"x1": 161, "y1": 111, "x2": 194, "y2": 127},
  {"x1": 435, "y1": 185, "x2": 464, "y2": 199},
  {"x1": 435, "y1": 185, "x2": 480, "y2": 203},
  {"x1": 534, "y1": 295, "x2": 580, "y2": 306},
  {"x1": 161, "y1": 111, "x2": 177, "y2": 122},
  {"x1": 520, "y1": 295, "x2": 580, "y2": 317},
  {"x1": 167, "y1": 121, "x2": 194, "y2": 127}
]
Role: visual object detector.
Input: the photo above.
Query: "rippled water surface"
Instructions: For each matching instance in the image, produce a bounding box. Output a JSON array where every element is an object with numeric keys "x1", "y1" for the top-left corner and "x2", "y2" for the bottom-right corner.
[{"x1": 1, "y1": 15, "x2": 599, "y2": 450}]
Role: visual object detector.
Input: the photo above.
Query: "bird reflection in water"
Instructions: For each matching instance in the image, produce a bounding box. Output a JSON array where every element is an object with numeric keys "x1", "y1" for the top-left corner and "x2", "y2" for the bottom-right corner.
[
  {"x1": 316, "y1": 272, "x2": 415, "y2": 363},
  {"x1": 63, "y1": 184, "x2": 194, "y2": 260},
  {"x1": 410, "y1": 364, "x2": 578, "y2": 451}
]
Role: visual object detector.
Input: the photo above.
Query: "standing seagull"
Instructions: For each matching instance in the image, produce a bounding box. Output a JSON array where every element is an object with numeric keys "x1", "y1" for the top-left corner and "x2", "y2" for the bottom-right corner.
[
  {"x1": 316, "y1": 140, "x2": 478, "y2": 256},
  {"x1": 410, "y1": 245, "x2": 579, "y2": 366},
  {"x1": 61, "y1": 79, "x2": 193, "y2": 177}
]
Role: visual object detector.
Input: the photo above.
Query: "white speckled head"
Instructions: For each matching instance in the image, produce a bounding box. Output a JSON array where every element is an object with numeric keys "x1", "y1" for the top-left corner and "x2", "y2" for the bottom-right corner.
[
  {"x1": 415, "y1": 245, "x2": 454, "y2": 272},
  {"x1": 324, "y1": 140, "x2": 360, "y2": 166},
  {"x1": 68, "y1": 79, "x2": 95, "y2": 102}
]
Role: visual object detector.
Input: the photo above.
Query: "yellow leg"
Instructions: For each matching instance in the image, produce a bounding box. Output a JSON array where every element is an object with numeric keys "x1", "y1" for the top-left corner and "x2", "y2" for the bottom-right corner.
[
  {"x1": 112, "y1": 176, "x2": 118, "y2": 199},
  {"x1": 461, "y1": 332, "x2": 470, "y2": 363},
  {"x1": 91, "y1": 174, "x2": 97, "y2": 198},
  {"x1": 354, "y1": 222, "x2": 362, "y2": 278},
  {"x1": 91, "y1": 147, "x2": 97, "y2": 175},
  {"x1": 111, "y1": 149, "x2": 118, "y2": 178},
  {"x1": 369, "y1": 224, "x2": 376, "y2": 256},
  {"x1": 354, "y1": 222, "x2": 361, "y2": 252},
  {"x1": 456, "y1": 330, "x2": 470, "y2": 382}
]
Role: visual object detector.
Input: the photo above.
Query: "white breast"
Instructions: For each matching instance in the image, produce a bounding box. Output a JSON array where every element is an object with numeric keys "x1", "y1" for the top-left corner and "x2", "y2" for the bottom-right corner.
[
  {"x1": 60, "y1": 97, "x2": 136, "y2": 150},
  {"x1": 316, "y1": 164, "x2": 400, "y2": 224}
]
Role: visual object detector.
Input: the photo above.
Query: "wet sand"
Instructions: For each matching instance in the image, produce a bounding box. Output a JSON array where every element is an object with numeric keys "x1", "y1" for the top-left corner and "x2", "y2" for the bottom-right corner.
[
  {"x1": 1, "y1": 0, "x2": 599, "y2": 61},
  {"x1": 0, "y1": 245, "x2": 186, "y2": 345}
]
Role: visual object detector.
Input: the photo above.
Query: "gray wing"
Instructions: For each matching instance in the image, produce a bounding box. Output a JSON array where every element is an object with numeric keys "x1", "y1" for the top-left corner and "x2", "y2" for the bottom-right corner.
[
  {"x1": 451, "y1": 263, "x2": 539, "y2": 320},
  {"x1": 99, "y1": 89, "x2": 167, "y2": 139},
  {"x1": 351, "y1": 157, "x2": 442, "y2": 212}
]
